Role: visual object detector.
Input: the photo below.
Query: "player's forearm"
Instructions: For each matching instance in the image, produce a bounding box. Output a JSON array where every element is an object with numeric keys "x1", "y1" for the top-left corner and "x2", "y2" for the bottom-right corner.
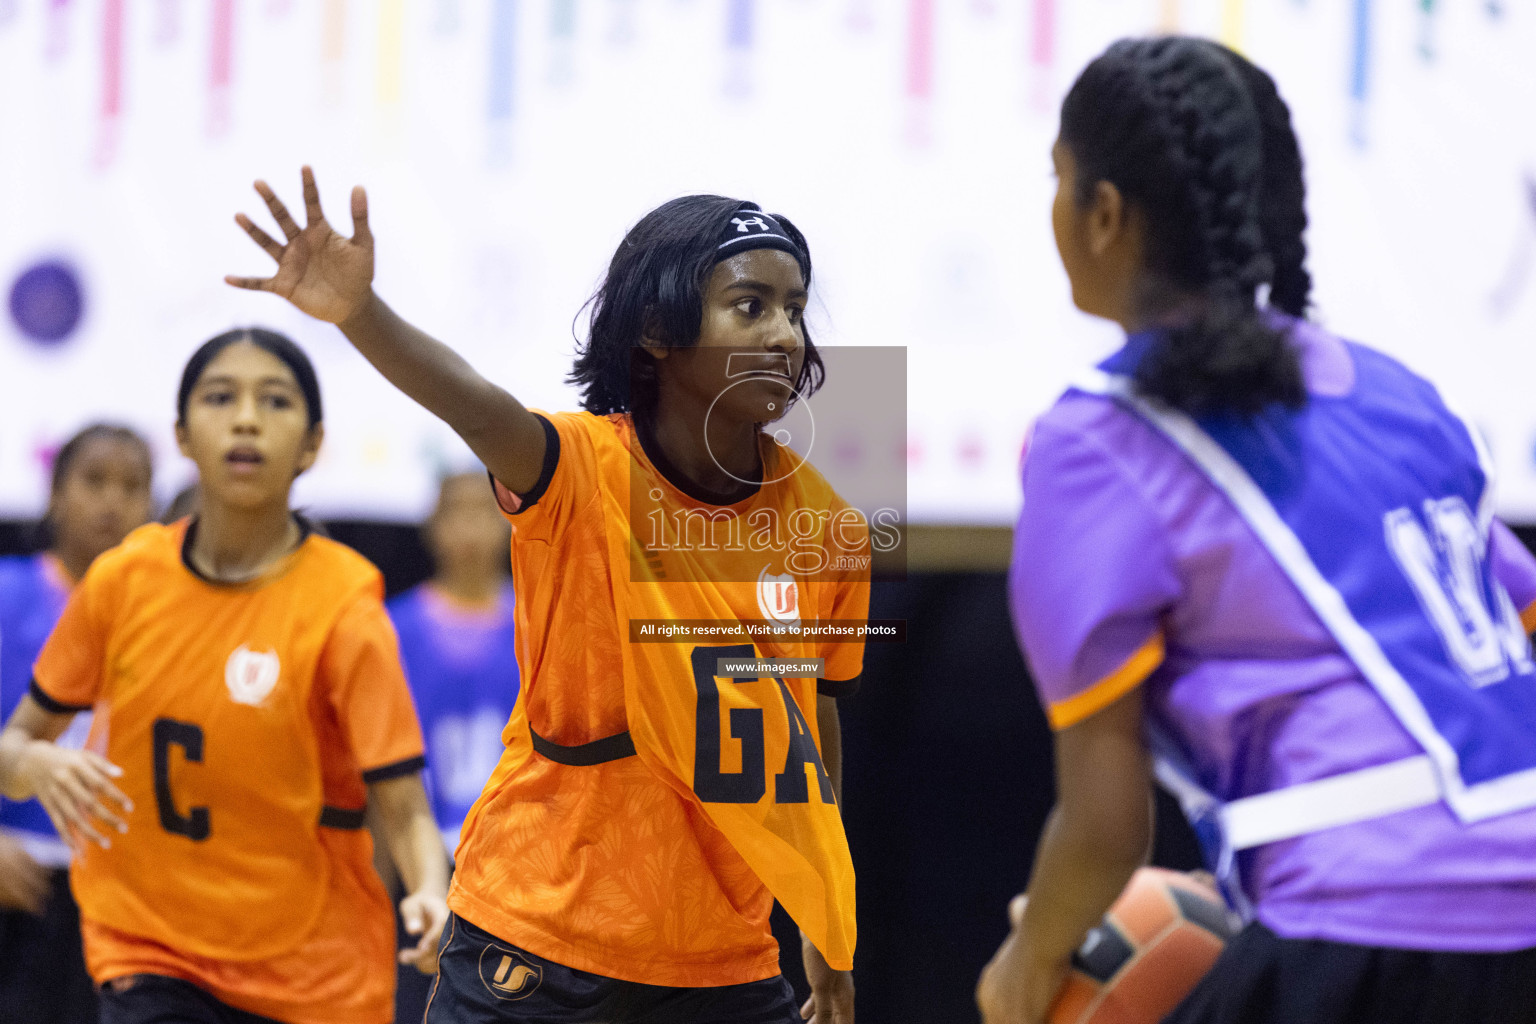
[
  {"x1": 1021, "y1": 686, "x2": 1153, "y2": 967},
  {"x1": 0, "y1": 730, "x2": 41, "y2": 801},
  {"x1": 816, "y1": 695, "x2": 843, "y2": 805},
  {"x1": 369, "y1": 774, "x2": 449, "y2": 899},
  {"x1": 0, "y1": 699, "x2": 75, "y2": 801},
  {"x1": 397, "y1": 812, "x2": 449, "y2": 900},
  {"x1": 1021, "y1": 800, "x2": 1147, "y2": 970},
  {"x1": 337, "y1": 292, "x2": 546, "y2": 492}
]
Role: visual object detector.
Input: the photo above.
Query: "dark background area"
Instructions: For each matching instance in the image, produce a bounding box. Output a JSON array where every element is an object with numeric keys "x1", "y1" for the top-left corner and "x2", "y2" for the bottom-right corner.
[{"x1": 0, "y1": 518, "x2": 1223, "y2": 1024}]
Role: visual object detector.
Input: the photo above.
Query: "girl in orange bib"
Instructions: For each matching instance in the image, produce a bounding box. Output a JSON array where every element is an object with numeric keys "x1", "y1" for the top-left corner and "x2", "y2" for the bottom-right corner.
[
  {"x1": 222, "y1": 173, "x2": 868, "y2": 1024},
  {"x1": 0, "y1": 329, "x2": 449, "y2": 1024}
]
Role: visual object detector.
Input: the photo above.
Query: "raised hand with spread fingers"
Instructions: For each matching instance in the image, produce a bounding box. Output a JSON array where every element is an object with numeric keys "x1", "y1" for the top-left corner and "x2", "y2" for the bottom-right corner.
[{"x1": 226, "y1": 167, "x2": 548, "y2": 496}]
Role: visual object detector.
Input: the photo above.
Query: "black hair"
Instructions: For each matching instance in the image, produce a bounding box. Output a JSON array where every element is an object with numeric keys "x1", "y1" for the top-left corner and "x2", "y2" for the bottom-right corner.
[
  {"x1": 1059, "y1": 36, "x2": 1310, "y2": 416},
  {"x1": 36, "y1": 423, "x2": 152, "y2": 552},
  {"x1": 51, "y1": 423, "x2": 151, "y2": 495},
  {"x1": 176, "y1": 327, "x2": 323, "y2": 428},
  {"x1": 1223, "y1": 48, "x2": 1312, "y2": 318},
  {"x1": 567, "y1": 195, "x2": 826, "y2": 420}
]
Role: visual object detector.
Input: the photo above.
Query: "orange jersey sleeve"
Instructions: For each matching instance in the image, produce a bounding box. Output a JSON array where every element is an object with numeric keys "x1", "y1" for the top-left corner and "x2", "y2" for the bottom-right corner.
[
  {"x1": 490, "y1": 413, "x2": 602, "y2": 532},
  {"x1": 319, "y1": 594, "x2": 425, "y2": 780},
  {"x1": 31, "y1": 547, "x2": 123, "y2": 710}
]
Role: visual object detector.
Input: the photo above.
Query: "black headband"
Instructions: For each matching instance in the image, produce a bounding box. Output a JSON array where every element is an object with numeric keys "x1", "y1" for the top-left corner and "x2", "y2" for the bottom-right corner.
[{"x1": 715, "y1": 206, "x2": 808, "y2": 273}]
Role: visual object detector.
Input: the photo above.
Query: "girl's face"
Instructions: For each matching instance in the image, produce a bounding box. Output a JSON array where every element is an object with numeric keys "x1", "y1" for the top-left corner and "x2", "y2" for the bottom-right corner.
[
  {"x1": 425, "y1": 473, "x2": 510, "y2": 579},
  {"x1": 50, "y1": 436, "x2": 153, "y2": 565},
  {"x1": 1050, "y1": 138, "x2": 1139, "y2": 328},
  {"x1": 1051, "y1": 140, "x2": 1098, "y2": 316},
  {"x1": 175, "y1": 342, "x2": 322, "y2": 510},
  {"x1": 651, "y1": 247, "x2": 808, "y2": 426}
]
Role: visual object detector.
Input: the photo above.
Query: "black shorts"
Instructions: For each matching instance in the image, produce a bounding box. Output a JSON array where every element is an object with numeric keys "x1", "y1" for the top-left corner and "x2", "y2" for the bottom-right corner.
[
  {"x1": 1165, "y1": 922, "x2": 1536, "y2": 1024},
  {"x1": 98, "y1": 975, "x2": 284, "y2": 1024},
  {"x1": 0, "y1": 866, "x2": 97, "y2": 1024},
  {"x1": 424, "y1": 913, "x2": 799, "y2": 1024}
]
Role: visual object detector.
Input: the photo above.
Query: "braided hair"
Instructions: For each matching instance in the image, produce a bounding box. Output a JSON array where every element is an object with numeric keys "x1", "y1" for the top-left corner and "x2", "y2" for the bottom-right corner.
[
  {"x1": 1060, "y1": 37, "x2": 1310, "y2": 415},
  {"x1": 1224, "y1": 48, "x2": 1312, "y2": 318}
]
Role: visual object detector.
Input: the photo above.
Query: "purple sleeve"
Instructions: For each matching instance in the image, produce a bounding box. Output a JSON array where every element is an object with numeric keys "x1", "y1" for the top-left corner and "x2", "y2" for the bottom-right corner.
[
  {"x1": 1009, "y1": 407, "x2": 1181, "y2": 728},
  {"x1": 1491, "y1": 519, "x2": 1536, "y2": 622}
]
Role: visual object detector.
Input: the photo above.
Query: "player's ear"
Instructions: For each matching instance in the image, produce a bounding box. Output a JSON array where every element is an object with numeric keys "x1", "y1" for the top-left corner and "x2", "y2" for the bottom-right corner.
[
  {"x1": 640, "y1": 309, "x2": 670, "y2": 362},
  {"x1": 295, "y1": 424, "x2": 324, "y2": 477},
  {"x1": 174, "y1": 421, "x2": 192, "y2": 460},
  {"x1": 1086, "y1": 180, "x2": 1128, "y2": 258}
]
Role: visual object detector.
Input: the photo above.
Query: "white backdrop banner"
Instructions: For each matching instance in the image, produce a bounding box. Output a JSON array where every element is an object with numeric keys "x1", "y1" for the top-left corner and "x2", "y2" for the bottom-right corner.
[{"x1": 1, "y1": 0, "x2": 1533, "y2": 523}]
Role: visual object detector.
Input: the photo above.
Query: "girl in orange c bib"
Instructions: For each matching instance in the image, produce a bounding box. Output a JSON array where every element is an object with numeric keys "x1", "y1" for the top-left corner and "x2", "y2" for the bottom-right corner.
[{"x1": 0, "y1": 329, "x2": 448, "y2": 1024}]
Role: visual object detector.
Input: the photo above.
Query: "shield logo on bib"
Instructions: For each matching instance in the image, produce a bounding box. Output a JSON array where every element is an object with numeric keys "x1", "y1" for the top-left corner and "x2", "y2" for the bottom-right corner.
[
  {"x1": 225, "y1": 646, "x2": 280, "y2": 706},
  {"x1": 757, "y1": 567, "x2": 801, "y2": 628}
]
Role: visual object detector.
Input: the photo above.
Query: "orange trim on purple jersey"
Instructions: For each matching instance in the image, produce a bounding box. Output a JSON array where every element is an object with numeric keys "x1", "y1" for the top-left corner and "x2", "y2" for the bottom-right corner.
[{"x1": 1048, "y1": 632, "x2": 1165, "y2": 730}]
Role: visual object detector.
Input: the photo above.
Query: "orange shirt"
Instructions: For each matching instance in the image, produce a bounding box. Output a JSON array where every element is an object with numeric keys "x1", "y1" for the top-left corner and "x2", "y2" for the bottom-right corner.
[
  {"x1": 449, "y1": 412, "x2": 869, "y2": 986},
  {"x1": 32, "y1": 521, "x2": 425, "y2": 1024}
]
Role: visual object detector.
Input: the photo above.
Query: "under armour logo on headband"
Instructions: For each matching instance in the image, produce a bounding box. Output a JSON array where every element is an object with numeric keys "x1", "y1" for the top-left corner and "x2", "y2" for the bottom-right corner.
[{"x1": 715, "y1": 206, "x2": 809, "y2": 273}]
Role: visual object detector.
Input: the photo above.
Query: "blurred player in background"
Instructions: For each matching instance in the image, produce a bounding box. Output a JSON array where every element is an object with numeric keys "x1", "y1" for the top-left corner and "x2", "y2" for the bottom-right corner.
[
  {"x1": 978, "y1": 37, "x2": 1536, "y2": 1024},
  {"x1": 0, "y1": 424, "x2": 152, "y2": 1024},
  {"x1": 390, "y1": 470, "x2": 518, "y2": 853},
  {"x1": 0, "y1": 329, "x2": 447, "y2": 1024},
  {"x1": 385, "y1": 468, "x2": 518, "y2": 1023},
  {"x1": 226, "y1": 172, "x2": 867, "y2": 1024}
]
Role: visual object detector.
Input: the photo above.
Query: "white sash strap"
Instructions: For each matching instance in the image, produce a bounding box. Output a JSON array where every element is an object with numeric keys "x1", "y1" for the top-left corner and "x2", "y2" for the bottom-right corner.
[{"x1": 1220, "y1": 755, "x2": 1442, "y2": 851}]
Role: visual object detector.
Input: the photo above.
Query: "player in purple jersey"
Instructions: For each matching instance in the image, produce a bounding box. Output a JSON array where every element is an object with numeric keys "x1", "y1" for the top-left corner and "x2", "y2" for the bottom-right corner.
[
  {"x1": 0, "y1": 424, "x2": 152, "y2": 1024},
  {"x1": 978, "y1": 37, "x2": 1536, "y2": 1024},
  {"x1": 390, "y1": 470, "x2": 518, "y2": 852},
  {"x1": 384, "y1": 470, "x2": 518, "y2": 1024}
]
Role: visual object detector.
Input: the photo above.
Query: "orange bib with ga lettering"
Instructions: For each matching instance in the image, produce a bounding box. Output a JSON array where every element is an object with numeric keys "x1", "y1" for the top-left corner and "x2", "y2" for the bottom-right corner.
[{"x1": 546, "y1": 412, "x2": 868, "y2": 970}]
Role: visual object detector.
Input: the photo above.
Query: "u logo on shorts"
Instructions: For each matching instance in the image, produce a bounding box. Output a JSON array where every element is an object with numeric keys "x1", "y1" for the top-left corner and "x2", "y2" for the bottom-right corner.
[{"x1": 478, "y1": 944, "x2": 542, "y2": 1000}]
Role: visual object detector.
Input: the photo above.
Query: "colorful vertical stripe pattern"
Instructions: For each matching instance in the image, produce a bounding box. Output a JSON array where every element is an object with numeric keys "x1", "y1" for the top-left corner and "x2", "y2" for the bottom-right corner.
[
  {"x1": 46, "y1": 0, "x2": 69, "y2": 61},
  {"x1": 489, "y1": 0, "x2": 517, "y2": 121},
  {"x1": 209, "y1": 0, "x2": 235, "y2": 135},
  {"x1": 488, "y1": 0, "x2": 517, "y2": 163},
  {"x1": 727, "y1": 0, "x2": 752, "y2": 51},
  {"x1": 906, "y1": 0, "x2": 932, "y2": 99},
  {"x1": 1159, "y1": 0, "x2": 1179, "y2": 32},
  {"x1": 1220, "y1": 0, "x2": 1243, "y2": 51},
  {"x1": 845, "y1": 0, "x2": 874, "y2": 32},
  {"x1": 96, "y1": 0, "x2": 124, "y2": 166},
  {"x1": 1350, "y1": 0, "x2": 1371, "y2": 146},
  {"x1": 378, "y1": 0, "x2": 404, "y2": 105},
  {"x1": 1031, "y1": 0, "x2": 1053, "y2": 70},
  {"x1": 154, "y1": 0, "x2": 179, "y2": 45},
  {"x1": 725, "y1": 0, "x2": 753, "y2": 96},
  {"x1": 547, "y1": 0, "x2": 575, "y2": 86},
  {"x1": 550, "y1": 0, "x2": 575, "y2": 39},
  {"x1": 322, "y1": 0, "x2": 346, "y2": 102},
  {"x1": 1029, "y1": 0, "x2": 1054, "y2": 111}
]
